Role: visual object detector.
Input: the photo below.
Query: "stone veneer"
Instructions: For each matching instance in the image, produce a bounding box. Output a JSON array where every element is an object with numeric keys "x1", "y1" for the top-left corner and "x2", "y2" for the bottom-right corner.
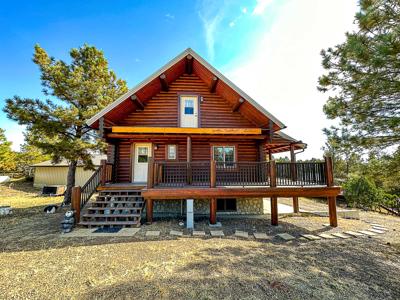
[{"x1": 143, "y1": 198, "x2": 265, "y2": 217}]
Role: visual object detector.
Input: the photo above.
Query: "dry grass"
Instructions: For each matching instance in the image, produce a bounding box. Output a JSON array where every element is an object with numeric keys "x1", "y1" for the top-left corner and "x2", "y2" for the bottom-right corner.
[{"x1": 0, "y1": 181, "x2": 400, "y2": 299}]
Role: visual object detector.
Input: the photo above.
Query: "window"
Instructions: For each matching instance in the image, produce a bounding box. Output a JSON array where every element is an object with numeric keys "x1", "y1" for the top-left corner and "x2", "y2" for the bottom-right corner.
[
  {"x1": 217, "y1": 198, "x2": 237, "y2": 211},
  {"x1": 137, "y1": 147, "x2": 148, "y2": 163},
  {"x1": 213, "y1": 146, "x2": 235, "y2": 166},
  {"x1": 167, "y1": 145, "x2": 177, "y2": 160},
  {"x1": 184, "y1": 99, "x2": 194, "y2": 115}
]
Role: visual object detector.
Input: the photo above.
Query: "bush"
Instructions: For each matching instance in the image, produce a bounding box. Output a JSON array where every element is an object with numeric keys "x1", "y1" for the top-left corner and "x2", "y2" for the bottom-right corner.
[{"x1": 343, "y1": 176, "x2": 382, "y2": 210}]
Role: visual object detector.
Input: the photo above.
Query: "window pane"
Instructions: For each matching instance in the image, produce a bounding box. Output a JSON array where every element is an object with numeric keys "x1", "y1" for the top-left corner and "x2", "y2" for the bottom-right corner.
[
  {"x1": 213, "y1": 147, "x2": 224, "y2": 162},
  {"x1": 184, "y1": 99, "x2": 194, "y2": 115},
  {"x1": 138, "y1": 155, "x2": 148, "y2": 163},
  {"x1": 167, "y1": 145, "x2": 176, "y2": 160},
  {"x1": 138, "y1": 147, "x2": 148, "y2": 155},
  {"x1": 224, "y1": 147, "x2": 234, "y2": 162}
]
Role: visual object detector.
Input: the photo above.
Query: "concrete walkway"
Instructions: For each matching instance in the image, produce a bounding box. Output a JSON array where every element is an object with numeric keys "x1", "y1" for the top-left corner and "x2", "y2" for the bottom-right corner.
[{"x1": 263, "y1": 198, "x2": 296, "y2": 214}]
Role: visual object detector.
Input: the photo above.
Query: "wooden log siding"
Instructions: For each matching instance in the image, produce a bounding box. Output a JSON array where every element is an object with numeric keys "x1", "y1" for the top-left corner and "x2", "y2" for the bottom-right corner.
[{"x1": 118, "y1": 74, "x2": 256, "y2": 128}]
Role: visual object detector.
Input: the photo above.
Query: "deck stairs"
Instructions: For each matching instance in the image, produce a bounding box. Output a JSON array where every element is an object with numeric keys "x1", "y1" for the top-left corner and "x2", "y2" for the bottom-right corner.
[{"x1": 79, "y1": 190, "x2": 144, "y2": 228}]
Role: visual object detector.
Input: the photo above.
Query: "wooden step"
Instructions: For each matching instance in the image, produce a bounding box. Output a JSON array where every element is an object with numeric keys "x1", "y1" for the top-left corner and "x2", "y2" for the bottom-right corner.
[
  {"x1": 82, "y1": 213, "x2": 141, "y2": 218},
  {"x1": 96, "y1": 195, "x2": 143, "y2": 199},
  {"x1": 88, "y1": 206, "x2": 142, "y2": 211},
  {"x1": 92, "y1": 201, "x2": 144, "y2": 205},
  {"x1": 98, "y1": 190, "x2": 142, "y2": 194},
  {"x1": 79, "y1": 221, "x2": 140, "y2": 227}
]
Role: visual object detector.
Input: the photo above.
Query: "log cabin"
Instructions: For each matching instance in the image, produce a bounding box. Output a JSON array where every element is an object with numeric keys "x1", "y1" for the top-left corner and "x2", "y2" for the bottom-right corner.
[{"x1": 71, "y1": 48, "x2": 340, "y2": 228}]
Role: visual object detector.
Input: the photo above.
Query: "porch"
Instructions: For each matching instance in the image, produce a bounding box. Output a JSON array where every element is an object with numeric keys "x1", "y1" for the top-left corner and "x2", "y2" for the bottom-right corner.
[{"x1": 71, "y1": 157, "x2": 340, "y2": 228}]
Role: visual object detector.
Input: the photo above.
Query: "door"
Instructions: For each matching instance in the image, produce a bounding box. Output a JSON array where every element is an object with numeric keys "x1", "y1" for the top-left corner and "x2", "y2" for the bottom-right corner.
[
  {"x1": 180, "y1": 95, "x2": 198, "y2": 128},
  {"x1": 133, "y1": 143, "x2": 152, "y2": 182}
]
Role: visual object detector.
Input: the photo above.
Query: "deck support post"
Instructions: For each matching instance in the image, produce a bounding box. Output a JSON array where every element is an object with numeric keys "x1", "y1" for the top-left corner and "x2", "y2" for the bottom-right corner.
[
  {"x1": 71, "y1": 186, "x2": 81, "y2": 224},
  {"x1": 290, "y1": 144, "x2": 299, "y2": 213},
  {"x1": 146, "y1": 198, "x2": 153, "y2": 224},
  {"x1": 210, "y1": 197, "x2": 217, "y2": 225},
  {"x1": 100, "y1": 159, "x2": 107, "y2": 186},
  {"x1": 325, "y1": 156, "x2": 337, "y2": 227},
  {"x1": 269, "y1": 160, "x2": 278, "y2": 225},
  {"x1": 270, "y1": 196, "x2": 278, "y2": 226}
]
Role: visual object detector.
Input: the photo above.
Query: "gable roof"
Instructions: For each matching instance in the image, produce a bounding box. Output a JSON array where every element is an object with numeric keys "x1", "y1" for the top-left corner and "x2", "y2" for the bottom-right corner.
[{"x1": 86, "y1": 48, "x2": 286, "y2": 130}]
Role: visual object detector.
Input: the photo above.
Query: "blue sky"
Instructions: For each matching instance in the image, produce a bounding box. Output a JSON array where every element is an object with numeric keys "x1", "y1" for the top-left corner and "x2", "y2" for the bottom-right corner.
[{"x1": 0, "y1": 0, "x2": 358, "y2": 158}]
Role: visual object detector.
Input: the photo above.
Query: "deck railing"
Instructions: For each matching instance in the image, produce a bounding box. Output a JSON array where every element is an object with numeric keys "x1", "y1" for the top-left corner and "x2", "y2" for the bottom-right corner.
[
  {"x1": 149, "y1": 158, "x2": 332, "y2": 188},
  {"x1": 71, "y1": 159, "x2": 113, "y2": 223}
]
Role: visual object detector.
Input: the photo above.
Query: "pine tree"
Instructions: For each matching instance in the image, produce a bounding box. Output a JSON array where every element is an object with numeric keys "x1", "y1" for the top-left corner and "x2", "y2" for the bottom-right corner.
[
  {"x1": 0, "y1": 128, "x2": 16, "y2": 172},
  {"x1": 318, "y1": 0, "x2": 400, "y2": 150},
  {"x1": 4, "y1": 44, "x2": 128, "y2": 203}
]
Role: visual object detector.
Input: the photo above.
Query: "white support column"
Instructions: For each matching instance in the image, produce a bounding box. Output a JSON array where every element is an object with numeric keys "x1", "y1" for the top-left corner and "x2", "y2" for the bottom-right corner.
[{"x1": 186, "y1": 199, "x2": 194, "y2": 229}]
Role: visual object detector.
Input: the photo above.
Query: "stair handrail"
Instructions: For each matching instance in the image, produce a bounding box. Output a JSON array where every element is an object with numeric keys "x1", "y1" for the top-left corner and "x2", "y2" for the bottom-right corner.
[{"x1": 71, "y1": 161, "x2": 109, "y2": 224}]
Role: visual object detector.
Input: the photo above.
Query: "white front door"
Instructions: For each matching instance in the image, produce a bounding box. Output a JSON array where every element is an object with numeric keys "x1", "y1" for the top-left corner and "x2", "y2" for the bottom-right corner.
[
  {"x1": 180, "y1": 95, "x2": 198, "y2": 128},
  {"x1": 133, "y1": 143, "x2": 152, "y2": 182}
]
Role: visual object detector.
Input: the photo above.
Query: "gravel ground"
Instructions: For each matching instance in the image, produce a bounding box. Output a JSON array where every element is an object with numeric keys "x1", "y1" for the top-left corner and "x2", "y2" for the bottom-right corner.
[{"x1": 0, "y1": 182, "x2": 400, "y2": 299}]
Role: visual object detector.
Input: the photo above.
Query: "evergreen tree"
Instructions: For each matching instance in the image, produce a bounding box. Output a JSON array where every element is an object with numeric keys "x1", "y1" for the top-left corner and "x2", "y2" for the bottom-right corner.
[
  {"x1": 0, "y1": 128, "x2": 16, "y2": 172},
  {"x1": 318, "y1": 0, "x2": 400, "y2": 150},
  {"x1": 4, "y1": 44, "x2": 128, "y2": 203}
]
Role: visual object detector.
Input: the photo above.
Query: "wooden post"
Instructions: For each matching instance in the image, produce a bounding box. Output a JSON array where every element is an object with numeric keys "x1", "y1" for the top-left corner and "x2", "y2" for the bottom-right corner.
[
  {"x1": 268, "y1": 151, "x2": 272, "y2": 161},
  {"x1": 269, "y1": 160, "x2": 278, "y2": 225},
  {"x1": 210, "y1": 159, "x2": 216, "y2": 188},
  {"x1": 153, "y1": 162, "x2": 158, "y2": 185},
  {"x1": 100, "y1": 159, "x2": 107, "y2": 186},
  {"x1": 146, "y1": 198, "x2": 153, "y2": 224},
  {"x1": 325, "y1": 156, "x2": 337, "y2": 227},
  {"x1": 71, "y1": 186, "x2": 81, "y2": 224},
  {"x1": 187, "y1": 136, "x2": 192, "y2": 185},
  {"x1": 290, "y1": 144, "x2": 299, "y2": 213},
  {"x1": 147, "y1": 157, "x2": 154, "y2": 189},
  {"x1": 210, "y1": 197, "x2": 217, "y2": 224}
]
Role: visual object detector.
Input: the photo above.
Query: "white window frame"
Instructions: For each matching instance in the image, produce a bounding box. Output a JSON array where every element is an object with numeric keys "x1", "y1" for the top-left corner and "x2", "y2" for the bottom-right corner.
[{"x1": 167, "y1": 144, "x2": 177, "y2": 160}]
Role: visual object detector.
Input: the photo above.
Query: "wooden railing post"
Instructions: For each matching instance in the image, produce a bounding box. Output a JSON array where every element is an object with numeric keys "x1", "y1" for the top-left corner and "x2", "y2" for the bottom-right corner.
[
  {"x1": 100, "y1": 159, "x2": 107, "y2": 186},
  {"x1": 71, "y1": 186, "x2": 81, "y2": 224},
  {"x1": 147, "y1": 157, "x2": 154, "y2": 189},
  {"x1": 210, "y1": 159, "x2": 216, "y2": 188},
  {"x1": 325, "y1": 156, "x2": 337, "y2": 227},
  {"x1": 269, "y1": 160, "x2": 278, "y2": 226},
  {"x1": 325, "y1": 156, "x2": 334, "y2": 187}
]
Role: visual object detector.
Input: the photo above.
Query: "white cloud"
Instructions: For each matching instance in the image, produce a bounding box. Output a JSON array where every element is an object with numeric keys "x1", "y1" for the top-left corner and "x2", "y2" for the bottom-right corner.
[
  {"x1": 165, "y1": 13, "x2": 175, "y2": 20},
  {"x1": 198, "y1": 1, "x2": 224, "y2": 61},
  {"x1": 224, "y1": 0, "x2": 358, "y2": 159},
  {"x1": 229, "y1": 21, "x2": 235, "y2": 27},
  {"x1": 242, "y1": 7, "x2": 248, "y2": 14},
  {"x1": 252, "y1": 0, "x2": 274, "y2": 15}
]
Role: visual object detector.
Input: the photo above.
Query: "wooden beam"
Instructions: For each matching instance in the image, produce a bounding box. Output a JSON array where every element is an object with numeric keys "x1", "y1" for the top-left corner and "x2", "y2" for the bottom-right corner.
[
  {"x1": 159, "y1": 74, "x2": 169, "y2": 91},
  {"x1": 325, "y1": 156, "x2": 334, "y2": 187},
  {"x1": 106, "y1": 133, "x2": 267, "y2": 140},
  {"x1": 232, "y1": 98, "x2": 245, "y2": 112},
  {"x1": 186, "y1": 54, "x2": 193, "y2": 74},
  {"x1": 210, "y1": 198, "x2": 217, "y2": 224},
  {"x1": 100, "y1": 159, "x2": 107, "y2": 186},
  {"x1": 209, "y1": 76, "x2": 218, "y2": 93},
  {"x1": 142, "y1": 186, "x2": 341, "y2": 199},
  {"x1": 187, "y1": 136, "x2": 192, "y2": 162},
  {"x1": 271, "y1": 196, "x2": 278, "y2": 226},
  {"x1": 210, "y1": 160, "x2": 216, "y2": 188},
  {"x1": 71, "y1": 186, "x2": 81, "y2": 224},
  {"x1": 146, "y1": 198, "x2": 153, "y2": 224},
  {"x1": 268, "y1": 119, "x2": 274, "y2": 143},
  {"x1": 147, "y1": 157, "x2": 154, "y2": 189},
  {"x1": 328, "y1": 196, "x2": 338, "y2": 227},
  {"x1": 112, "y1": 126, "x2": 262, "y2": 135},
  {"x1": 131, "y1": 95, "x2": 145, "y2": 110}
]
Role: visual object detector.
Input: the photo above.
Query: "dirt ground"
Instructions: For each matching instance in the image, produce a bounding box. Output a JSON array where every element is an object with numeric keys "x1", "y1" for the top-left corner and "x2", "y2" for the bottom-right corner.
[{"x1": 1, "y1": 181, "x2": 400, "y2": 299}]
